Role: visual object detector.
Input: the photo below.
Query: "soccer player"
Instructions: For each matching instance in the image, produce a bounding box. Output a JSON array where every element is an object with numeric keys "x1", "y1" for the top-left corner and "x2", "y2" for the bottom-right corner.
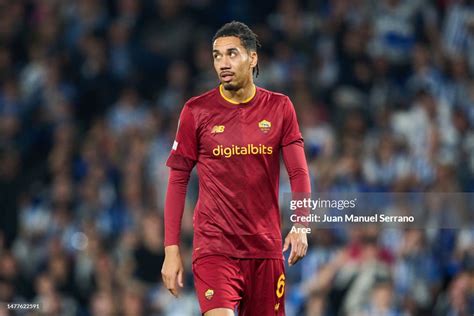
[{"x1": 161, "y1": 21, "x2": 311, "y2": 315}]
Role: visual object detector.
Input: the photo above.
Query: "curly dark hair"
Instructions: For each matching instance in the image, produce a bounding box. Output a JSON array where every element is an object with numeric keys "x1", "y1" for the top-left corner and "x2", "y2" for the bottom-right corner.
[{"x1": 213, "y1": 21, "x2": 261, "y2": 77}]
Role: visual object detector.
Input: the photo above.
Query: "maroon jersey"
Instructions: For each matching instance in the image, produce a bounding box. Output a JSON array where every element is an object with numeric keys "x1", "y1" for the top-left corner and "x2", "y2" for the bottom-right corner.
[{"x1": 166, "y1": 85, "x2": 303, "y2": 261}]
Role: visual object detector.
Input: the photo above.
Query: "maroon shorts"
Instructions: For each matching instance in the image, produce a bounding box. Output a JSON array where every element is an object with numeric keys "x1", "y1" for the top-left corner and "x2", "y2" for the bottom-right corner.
[{"x1": 192, "y1": 255, "x2": 286, "y2": 315}]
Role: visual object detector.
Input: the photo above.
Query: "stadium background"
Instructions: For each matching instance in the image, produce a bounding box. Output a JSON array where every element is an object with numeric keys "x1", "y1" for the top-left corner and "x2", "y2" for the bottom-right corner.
[{"x1": 0, "y1": 0, "x2": 473, "y2": 315}]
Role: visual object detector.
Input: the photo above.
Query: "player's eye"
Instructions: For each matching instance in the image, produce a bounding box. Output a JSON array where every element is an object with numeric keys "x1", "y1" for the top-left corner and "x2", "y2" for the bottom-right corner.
[
  {"x1": 213, "y1": 54, "x2": 220, "y2": 60},
  {"x1": 230, "y1": 51, "x2": 237, "y2": 57}
]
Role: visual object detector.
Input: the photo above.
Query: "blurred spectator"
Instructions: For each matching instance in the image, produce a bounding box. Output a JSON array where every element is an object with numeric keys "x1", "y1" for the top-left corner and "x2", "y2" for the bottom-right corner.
[
  {"x1": 121, "y1": 282, "x2": 146, "y2": 316},
  {"x1": 434, "y1": 271, "x2": 474, "y2": 315},
  {"x1": 355, "y1": 279, "x2": 404, "y2": 316},
  {"x1": 90, "y1": 289, "x2": 117, "y2": 316},
  {"x1": 106, "y1": 86, "x2": 150, "y2": 136},
  {"x1": 108, "y1": 20, "x2": 135, "y2": 82},
  {"x1": 133, "y1": 212, "x2": 164, "y2": 285},
  {"x1": 371, "y1": 0, "x2": 424, "y2": 64},
  {"x1": 443, "y1": 0, "x2": 474, "y2": 70},
  {"x1": 393, "y1": 229, "x2": 441, "y2": 314},
  {"x1": 156, "y1": 60, "x2": 191, "y2": 113},
  {"x1": 33, "y1": 272, "x2": 77, "y2": 316}
]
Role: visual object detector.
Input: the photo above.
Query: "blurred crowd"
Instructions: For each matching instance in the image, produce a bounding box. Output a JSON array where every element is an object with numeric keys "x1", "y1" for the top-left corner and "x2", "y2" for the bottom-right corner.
[{"x1": 0, "y1": 0, "x2": 474, "y2": 315}]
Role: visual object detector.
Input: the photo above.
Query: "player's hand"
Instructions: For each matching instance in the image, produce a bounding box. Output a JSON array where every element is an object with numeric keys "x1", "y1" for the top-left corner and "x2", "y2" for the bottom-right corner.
[
  {"x1": 161, "y1": 245, "x2": 184, "y2": 297},
  {"x1": 283, "y1": 225, "x2": 308, "y2": 266}
]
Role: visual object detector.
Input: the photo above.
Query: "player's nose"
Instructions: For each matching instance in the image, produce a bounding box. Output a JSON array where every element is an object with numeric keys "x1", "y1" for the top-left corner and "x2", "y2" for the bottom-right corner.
[{"x1": 219, "y1": 56, "x2": 231, "y2": 69}]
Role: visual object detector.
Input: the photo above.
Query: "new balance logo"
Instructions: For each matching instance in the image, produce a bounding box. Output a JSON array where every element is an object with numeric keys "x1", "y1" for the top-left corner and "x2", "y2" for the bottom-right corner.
[{"x1": 211, "y1": 125, "x2": 225, "y2": 134}]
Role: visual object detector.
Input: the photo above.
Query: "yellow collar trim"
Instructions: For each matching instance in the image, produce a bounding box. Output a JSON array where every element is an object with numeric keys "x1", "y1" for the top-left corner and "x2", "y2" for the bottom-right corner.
[{"x1": 219, "y1": 84, "x2": 256, "y2": 104}]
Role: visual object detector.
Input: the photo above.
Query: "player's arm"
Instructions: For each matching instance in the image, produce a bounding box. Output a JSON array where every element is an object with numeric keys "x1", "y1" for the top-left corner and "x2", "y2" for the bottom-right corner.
[
  {"x1": 161, "y1": 103, "x2": 197, "y2": 297},
  {"x1": 280, "y1": 96, "x2": 311, "y2": 266},
  {"x1": 162, "y1": 168, "x2": 190, "y2": 297},
  {"x1": 282, "y1": 140, "x2": 311, "y2": 266}
]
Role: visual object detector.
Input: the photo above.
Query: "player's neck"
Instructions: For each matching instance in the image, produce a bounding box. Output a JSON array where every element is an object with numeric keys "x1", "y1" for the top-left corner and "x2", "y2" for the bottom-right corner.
[{"x1": 219, "y1": 82, "x2": 256, "y2": 104}]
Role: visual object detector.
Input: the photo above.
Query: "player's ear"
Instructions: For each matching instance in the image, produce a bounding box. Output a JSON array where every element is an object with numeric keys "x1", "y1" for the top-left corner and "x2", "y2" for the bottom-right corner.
[{"x1": 249, "y1": 51, "x2": 258, "y2": 69}]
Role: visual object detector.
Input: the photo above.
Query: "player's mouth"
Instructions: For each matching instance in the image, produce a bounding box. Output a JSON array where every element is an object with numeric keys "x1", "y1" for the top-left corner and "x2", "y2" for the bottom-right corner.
[{"x1": 220, "y1": 71, "x2": 235, "y2": 82}]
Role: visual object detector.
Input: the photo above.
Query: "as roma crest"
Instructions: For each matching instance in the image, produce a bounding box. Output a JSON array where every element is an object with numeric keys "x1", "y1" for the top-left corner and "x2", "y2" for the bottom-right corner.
[
  {"x1": 205, "y1": 289, "x2": 214, "y2": 300},
  {"x1": 258, "y1": 120, "x2": 271, "y2": 133}
]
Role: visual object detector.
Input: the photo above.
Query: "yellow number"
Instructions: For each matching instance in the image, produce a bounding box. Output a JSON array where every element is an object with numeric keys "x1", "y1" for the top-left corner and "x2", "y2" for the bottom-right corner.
[{"x1": 276, "y1": 273, "x2": 285, "y2": 298}]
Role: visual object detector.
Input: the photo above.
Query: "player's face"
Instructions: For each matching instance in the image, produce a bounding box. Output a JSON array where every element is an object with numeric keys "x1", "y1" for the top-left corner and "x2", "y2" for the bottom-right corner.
[{"x1": 213, "y1": 36, "x2": 257, "y2": 91}]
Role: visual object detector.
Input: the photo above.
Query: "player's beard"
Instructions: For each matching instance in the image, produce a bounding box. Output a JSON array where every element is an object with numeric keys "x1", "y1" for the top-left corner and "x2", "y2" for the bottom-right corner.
[{"x1": 222, "y1": 82, "x2": 240, "y2": 91}]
